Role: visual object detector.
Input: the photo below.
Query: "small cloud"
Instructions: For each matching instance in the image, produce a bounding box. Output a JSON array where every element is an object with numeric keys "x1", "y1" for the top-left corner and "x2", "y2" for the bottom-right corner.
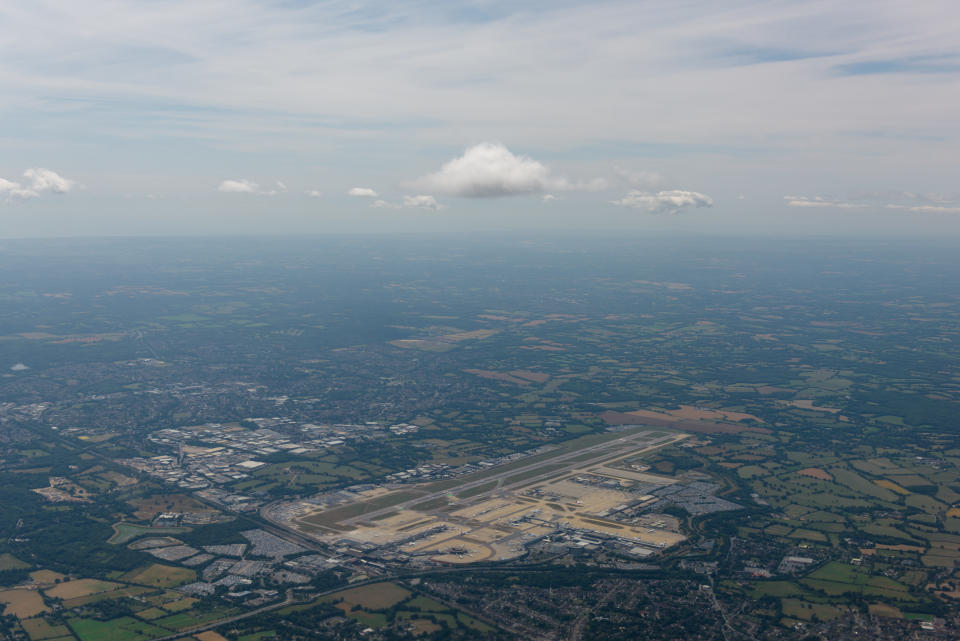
[
  {"x1": 785, "y1": 196, "x2": 864, "y2": 209},
  {"x1": 612, "y1": 190, "x2": 713, "y2": 214},
  {"x1": 371, "y1": 199, "x2": 400, "y2": 209},
  {"x1": 219, "y1": 179, "x2": 258, "y2": 193},
  {"x1": 305, "y1": 190, "x2": 323, "y2": 198},
  {"x1": 413, "y1": 142, "x2": 605, "y2": 198},
  {"x1": 403, "y1": 194, "x2": 444, "y2": 210},
  {"x1": 348, "y1": 187, "x2": 378, "y2": 198},
  {"x1": 11, "y1": 363, "x2": 29, "y2": 371},
  {"x1": 542, "y1": 194, "x2": 557, "y2": 202},
  {"x1": 0, "y1": 168, "x2": 76, "y2": 200},
  {"x1": 24, "y1": 168, "x2": 74, "y2": 194},
  {"x1": 218, "y1": 179, "x2": 286, "y2": 195}
]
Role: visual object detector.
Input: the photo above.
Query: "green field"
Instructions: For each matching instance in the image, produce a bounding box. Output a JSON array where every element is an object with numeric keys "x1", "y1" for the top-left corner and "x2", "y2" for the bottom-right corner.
[
  {"x1": 108, "y1": 523, "x2": 189, "y2": 545},
  {"x1": 68, "y1": 617, "x2": 169, "y2": 641},
  {"x1": 121, "y1": 564, "x2": 196, "y2": 588}
]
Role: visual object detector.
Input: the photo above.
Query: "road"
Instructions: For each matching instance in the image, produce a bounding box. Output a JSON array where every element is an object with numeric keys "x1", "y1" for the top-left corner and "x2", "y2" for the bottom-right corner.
[{"x1": 147, "y1": 563, "x2": 670, "y2": 641}]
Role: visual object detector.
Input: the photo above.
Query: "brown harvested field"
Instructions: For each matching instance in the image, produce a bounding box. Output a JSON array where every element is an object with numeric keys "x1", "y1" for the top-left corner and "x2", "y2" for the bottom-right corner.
[
  {"x1": 886, "y1": 475, "x2": 934, "y2": 488},
  {"x1": 0, "y1": 589, "x2": 49, "y2": 618},
  {"x1": 44, "y1": 579, "x2": 123, "y2": 600},
  {"x1": 322, "y1": 583, "x2": 410, "y2": 610},
  {"x1": 195, "y1": 632, "x2": 230, "y2": 641},
  {"x1": 464, "y1": 369, "x2": 531, "y2": 386},
  {"x1": 875, "y1": 480, "x2": 910, "y2": 495},
  {"x1": 695, "y1": 446, "x2": 724, "y2": 456},
  {"x1": 129, "y1": 494, "x2": 215, "y2": 520},
  {"x1": 788, "y1": 400, "x2": 841, "y2": 413},
  {"x1": 633, "y1": 405, "x2": 764, "y2": 423},
  {"x1": 98, "y1": 471, "x2": 138, "y2": 487},
  {"x1": 861, "y1": 544, "x2": 926, "y2": 555},
  {"x1": 438, "y1": 329, "x2": 498, "y2": 342},
  {"x1": 798, "y1": 468, "x2": 833, "y2": 481},
  {"x1": 868, "y1": 603, "x2": 903, "y2": 619},
  {"x1": 599, "y1": 411, "x2": 770, "y2": 435},
  {"x1": 30, "y1": 570, "x2": 67, "y2": 585},
  {"x1": 508, "y1": 370, "x2": 550, "y2": 383}
]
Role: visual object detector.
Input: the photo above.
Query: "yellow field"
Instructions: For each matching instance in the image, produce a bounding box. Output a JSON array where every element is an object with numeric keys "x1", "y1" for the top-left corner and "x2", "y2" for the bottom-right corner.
[
  {"x1": 874, "y1": 480, "x2": 910, "y2": 495},
  {"x1": 195, "y1": 632, "x2": 230, "y2": 641},
  {"x1": 30, "y1": 570, "x2": 67, "y2": 585},
  {"x1": 44, "y1": 579, "x2": 123, "y2": 600},
  {"x1": 0, "y1": 589, "x2": 49, "y2": 618}
]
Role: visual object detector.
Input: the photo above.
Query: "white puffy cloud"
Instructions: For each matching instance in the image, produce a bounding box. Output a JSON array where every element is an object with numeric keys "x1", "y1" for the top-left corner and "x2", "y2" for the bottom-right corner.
[
  {"x1": 542, "y1": 194, "x2": 557, "y2": 202},
  {"x1": 403, "y1": 194, "x2": 444, "y2": 210},
  {"x1": 304, "y1": 189, "x2": 323, "y2": 197},
  {"x1": 218, "y1": 179, "x2": 286, "y2": 195},
  {"x1": 413, "y1": 142, "x2": 605, "y2": 198},
  {"x1": 0, "y1": 168, "x2": 76, "y2": 200},
  {"x1": 612, "y1": 189, "x2": 713, "y2": 214},
  {"x1": 348, "y1": 187, "x2": 378, "y2": 198},
  {"x1": 23, "y1": 168, "x2": 74, "y2": 194}
]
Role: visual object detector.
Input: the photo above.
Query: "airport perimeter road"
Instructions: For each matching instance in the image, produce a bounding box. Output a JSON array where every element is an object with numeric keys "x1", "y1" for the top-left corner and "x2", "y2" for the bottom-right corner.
[{"x1": 333, "y1": 430, "x2": 687, "y2": 525}]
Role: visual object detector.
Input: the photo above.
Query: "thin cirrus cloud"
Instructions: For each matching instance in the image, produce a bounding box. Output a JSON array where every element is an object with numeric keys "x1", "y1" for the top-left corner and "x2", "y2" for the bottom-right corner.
[
  {"x1": 412, "y1": 142, "x2": 606, "y2": 198},
  {"x1": 0, "y1": 168, "x2": 75, "y2": 200},
  {"x1": 786, "y1": 195, "x2": 960, "y2": 213},
  {"x1": 612, "y1": 190, "x2": 714, "y2": 214},
  {"x1": 218, "y1": 179, "x2": 287, "y2": 195},
  {"x1": 348, "y1": 187, "x2": 378, "y2": 198}
]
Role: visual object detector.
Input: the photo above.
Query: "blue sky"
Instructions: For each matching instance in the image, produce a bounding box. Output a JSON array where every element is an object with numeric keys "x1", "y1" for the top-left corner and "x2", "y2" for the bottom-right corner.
[{"x1": 1, "y1": 0, "x2": 959, "y2": 237}]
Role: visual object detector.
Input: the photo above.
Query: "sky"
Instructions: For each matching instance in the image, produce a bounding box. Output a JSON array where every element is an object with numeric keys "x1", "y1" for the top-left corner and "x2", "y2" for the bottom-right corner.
[{"x1": 1, "y1": 0, "x2": 959, "y2": 238}]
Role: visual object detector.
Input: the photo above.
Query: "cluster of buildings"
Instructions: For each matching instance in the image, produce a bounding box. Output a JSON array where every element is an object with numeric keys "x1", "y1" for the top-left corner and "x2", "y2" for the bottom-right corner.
[
  {"x1": 136, "y1": 528, "x2": 343, "y2": 602},
  {"x1": 117, "y1": 417, "x2": 424, "y2": 496}
]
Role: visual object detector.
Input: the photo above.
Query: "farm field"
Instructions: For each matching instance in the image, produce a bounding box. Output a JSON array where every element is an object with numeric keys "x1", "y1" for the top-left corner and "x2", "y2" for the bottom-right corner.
[{"x1": 0, "y1": 589, "x2": 49, "y2": 618}]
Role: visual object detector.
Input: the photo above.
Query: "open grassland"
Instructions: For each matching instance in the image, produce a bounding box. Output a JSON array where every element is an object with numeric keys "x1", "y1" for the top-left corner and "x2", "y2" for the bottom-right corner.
[
  {"x1": 781, "y1": 598, "x2": 846, "y2": 622},
  {"x1": 45, "y1": 579, "x2": 124, "y2": 600},
  {"x1": 321, "y1": 583, "x2": 411, "y2": 610},
  {"x1": 152, "y1": 609, "x2": 237, "y2": 631},
  {"x1": 68, "y1": 617, "x2": 169, "y2": 641},
  {"x1": 108, "y1": 523, "x2": 189, "y2": 545},
  {"x1": 21, "y1": 618, "x2": 72, "y2": 641},
  {"x1": 121, "y1": 564, "x2": 195, "y2": 588}
]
